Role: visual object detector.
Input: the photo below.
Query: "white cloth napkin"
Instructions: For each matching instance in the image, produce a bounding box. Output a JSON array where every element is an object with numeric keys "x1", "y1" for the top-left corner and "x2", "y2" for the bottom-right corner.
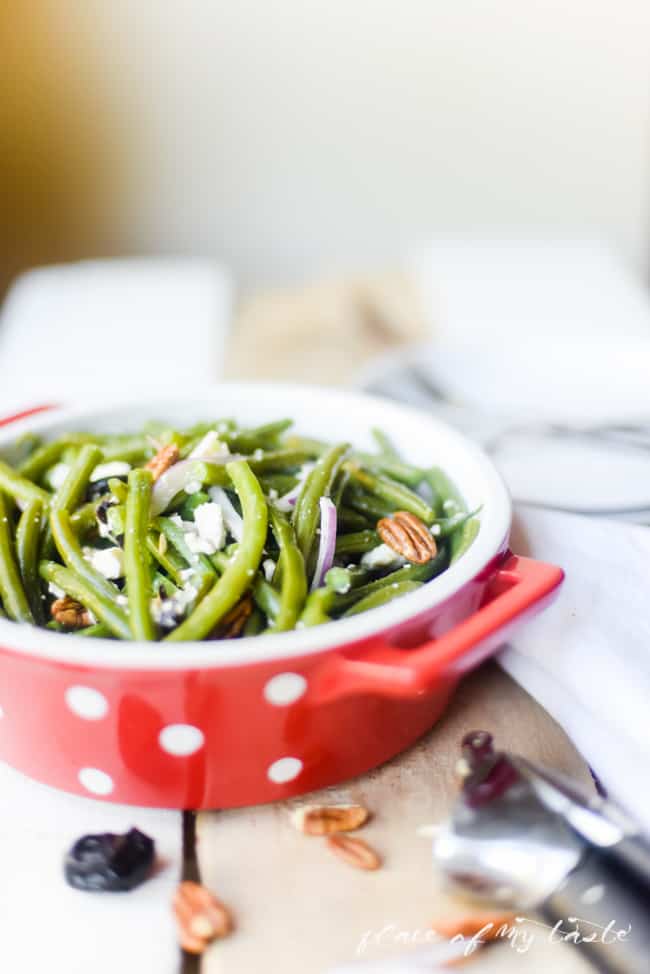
[
  {"x1": 0, "y1": 257, "x2": 232, "y2": 973},
  {"x1": 0, "y1": 257, "x2": 232, "y2": 410},
  {"x1": 505, "y1": 505, "x2": 650, "y2": 832}
]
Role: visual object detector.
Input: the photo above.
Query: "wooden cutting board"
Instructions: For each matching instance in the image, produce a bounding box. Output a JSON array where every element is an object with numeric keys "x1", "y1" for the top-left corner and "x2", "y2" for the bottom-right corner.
[
  {"x1": 198, "y1": 665, "x2": 593, "y2": 973},
  {"x1": 198, "y1": 282, "x2": 593, "y2": 972}
]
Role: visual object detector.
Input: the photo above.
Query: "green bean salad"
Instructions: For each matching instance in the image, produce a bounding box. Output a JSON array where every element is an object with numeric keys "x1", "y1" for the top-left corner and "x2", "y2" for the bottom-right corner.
[{"x1": 0, "y1": 419, "x2": 479, "y2": 642}]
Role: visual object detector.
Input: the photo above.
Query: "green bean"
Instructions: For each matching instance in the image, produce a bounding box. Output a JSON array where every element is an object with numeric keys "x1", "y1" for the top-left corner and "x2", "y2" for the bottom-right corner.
[
  {"x1": 449, "y1": 517, "x2": 480, "y2": 564},
  {"x1": 39, "y1": 560, "x2": 130, "y2": 639},
  {"x1": 343, "y1": 580, "x2": 423, "y2": 616},
  {"x1": 287, "y1": 433, "x2": 423, "y2": 486},
  {"x1": 334, "y1": 530, "x2": 379, "y2": 556},
  {"x1": 358, "y1": 455, "x2": 424, "y2": 488},
  {"x1": 371, "y1": 427, "x2": 400, "y2": 460},
  {"x1": 248, "y1": 449, "x2": 312, "y2": 475},
  {"x1": 431, "y1": 508, "x2": 481, "y2": 539},
  {"x1": 260, "y1": 474, "x2": 299, "y2": 495},
  {"x1": 337, "y1": 507, "x2": 371, "y2": 532},
  {"x1": 50, "y1": 509, "x2": 121, "y2": 604},
  {"x1": 100, "y1": 435, "x2": 152, "y2": 465},
  {"x1": 124, "y1": 469, "x2": 155, "y2": 640},
  {"x1": 284, "y1": 435, "x2": 327, "y2": 457},
  {"x1": 252, "y1": 576, "x2": 281, "y2": 622},
  {"x1": 17, "y1": 435, "x2": 91, "y2": 481},
  {"x1": 324, "y1": 566, "x2": 366, "y2": 594},
  {"x1": 0, "y1": 460, "x2": 50, "y2": 508},
  {"x1": 2, "y1": 432, "x2": 42, "y2": 468},
  {"x1": 166, "y1": 460, "x2": 268, "y2": 641},
  {"x1": 74, "y1": 622, "x2": 113, "y2": 638},
  {"x1": 293, "y1": 443, "x2": 349, "y2": 561},
  {"x1": 424, "y1": 466, "x2": 465, "y2": 517},
  {"x1": 344, "y1": 487, "x2": 394, "y2": 521},
  {"x1": 52, "y1": 444, "x2": 103, "y2": 515},
  {"x1": 0, "y1": 491, "x2": 34, "y2": 623},
  {"x1": 178, "y1": 490, "x2": 210, "y2": 521},
  {"x1": 344, "y1": 463, "x2": 435, "y2": 524},
  {"x1": 41, "y1": 443, "x2": 103, "y2": 555},
  {"x1": 223, "y1": 419, "x2": 293, "y2": 453},
  {"x1": 156, "y1": 516, "x2": 216, "y2": 582},
  {"x1": 16, "y1": 499, "x2": 44, "y2": 622},
  {"x1": 299, "y1": 588, "x2": 334, "y2": 627},
  {"x1": 71, "y1": 499, "x2": 104, "y2": 537},
  {"x1": 331, "y1": 547, "x2": 448, "y2": 612},
  {"x1": 108, "y1": 478, "x2": 129, "y2": 503},
  {"x1": 269, "y1": 509, "x2": 307, "y2": 630},
  {"x1": 147, "y1": 533, "x2": 185, "y2": 587},
  {"x1": 243, "y1": 606, "x2": 265, "y2": 636}
]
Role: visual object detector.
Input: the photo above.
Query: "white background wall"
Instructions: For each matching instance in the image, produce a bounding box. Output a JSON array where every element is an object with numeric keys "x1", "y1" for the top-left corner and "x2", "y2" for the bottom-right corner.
[{"x1": 76, "y1": 1, "x2": 650, "y2": 289}]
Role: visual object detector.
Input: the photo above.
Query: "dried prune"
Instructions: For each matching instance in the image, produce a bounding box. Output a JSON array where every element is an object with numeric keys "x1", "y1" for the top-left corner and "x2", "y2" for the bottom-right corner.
[
  {"x1": 459, "y1": 730, "x2": 519, "y2": 808},
  {"x1": 64, "y1": 827, "x2": 155, "y2": 892}
]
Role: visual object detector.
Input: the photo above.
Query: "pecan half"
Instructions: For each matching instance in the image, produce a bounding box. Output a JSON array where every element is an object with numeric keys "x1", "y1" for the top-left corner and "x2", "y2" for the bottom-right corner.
[
  {"x1": 146, "y1": 443, "x2": 180, "y2": 481},
  {"x1": 326, "y1": 834, "x2": 382, "y2": 871},
  {"x1": 214, "y1": 595, "x2": 253, "y2": 639},
  {"x1": 431, "y1": 912, "x2": 517, "y2": 941},
  {"x1": 51, "y1": 596, "x2": 92, "y2": 629},
  {"x1": 173, "y1": 881, "x2": 232, "y2": 955},
  {"x1": 377, "y1": 511, "x2": 437, "y2": 564},
  {"x1": 291, "y1": 804, "x2": 370, "y2": 835}
]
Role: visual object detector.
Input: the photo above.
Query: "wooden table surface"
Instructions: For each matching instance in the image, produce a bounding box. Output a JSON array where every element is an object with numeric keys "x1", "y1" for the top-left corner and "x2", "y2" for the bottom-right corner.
[
  {"x1": 198, "y1": 665, "x2": 593, "y2": 973},
  {"x1": 197, "y1": 284, "x2": 594, "y2": 972}
]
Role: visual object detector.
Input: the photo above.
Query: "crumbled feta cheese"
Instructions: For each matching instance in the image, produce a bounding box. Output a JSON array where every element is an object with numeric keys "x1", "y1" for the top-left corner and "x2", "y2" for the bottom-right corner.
[
  {"x1": 185, "y1": 532, "x2": 215, "y2": 555},
  {"x1": 361, "y1": 544, "x2": 405, "y2": 570},
  {"x1": 193, "y1": 502, "x2": 225, "y2": 553},
  {"x1": 430, "y1": 524, "x2": 441, "y2": 536},
  {"x1": 116, "y1": 594, "x2": 128, "y2": 607},
  {"x1": 443, "y1": 499, "x2": 458, "y2": 512},
  {"x1": 98, "y1": 519, "x2": 115, "y2": 540},
  {"x1": 268, "y1": 488, "x2": 278, "y2": 501},
  {"x1": 150, "y1": 583, "x2": 198, "y2": 628},
  {"x1": 208, "y1": 487, "x2": 244, "y2": 542},
  {"x1": 252, "y1": 448, "x2": 264, "y2": 461},
  {"x1": 90, "y1": 461, "x2": 132, "y2": 483},
  {"x1": 83, "y1": 546, "x2": 125, "y2": 580},
  {"x1": 262, "y1": 558, "x2": 276, "y2": 581},
  {"x1": 184, "y1": 480, "x2": 202, "y2": 495},
  {"x1": 46, "y1": 463, "x2": 70, "y2": 490},
  {"x1": 48, "y1": 582, "x2": 66, "y2": 599},
  {"x1": 189, "y1": 431, "x2": 230, "y2": 460}
]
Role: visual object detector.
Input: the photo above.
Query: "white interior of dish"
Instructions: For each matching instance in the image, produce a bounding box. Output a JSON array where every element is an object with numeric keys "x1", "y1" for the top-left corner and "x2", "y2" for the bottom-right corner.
[{"x1": 0, "y1": 384, "x2": 511, "y2": 668}]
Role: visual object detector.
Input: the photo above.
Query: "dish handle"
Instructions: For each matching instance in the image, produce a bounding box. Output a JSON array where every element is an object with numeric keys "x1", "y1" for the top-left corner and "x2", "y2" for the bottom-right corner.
[
  {"x1": 0, "y1": 404, "x2": 58, "y2": 428},
  {"x1": 312, "y1": 555, "x2": 564, "y2": 702}
]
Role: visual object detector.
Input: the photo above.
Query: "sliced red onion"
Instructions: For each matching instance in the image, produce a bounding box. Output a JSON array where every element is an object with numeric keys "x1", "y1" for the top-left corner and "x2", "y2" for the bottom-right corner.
[
  {"x1": 273, "y1": 483, "x2": 301, "y2": 512},
  {"x1": 310, "y1": 497, "x2": 337, "y2": 591},
  {"x1": 150, "y1": 457, "x2": 239, "y2": 516},
  {"x1": 208, "y1": 486, "x2": 244, "y2": 542}
]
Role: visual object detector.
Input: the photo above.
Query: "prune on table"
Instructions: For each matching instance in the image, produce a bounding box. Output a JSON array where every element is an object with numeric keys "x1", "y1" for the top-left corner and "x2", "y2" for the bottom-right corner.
[
  {"x1": 459, "y1": 730, "x2": 519, "y2": 808},
  {"x1": 64, "y1": 827, "x2": 155, "y2": 892}
]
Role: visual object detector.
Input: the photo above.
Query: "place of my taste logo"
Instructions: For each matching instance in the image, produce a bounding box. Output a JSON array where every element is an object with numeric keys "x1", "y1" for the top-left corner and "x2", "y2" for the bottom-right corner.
[{"x1": 356, "y1": 915, "x2": 632, "y2": 958}]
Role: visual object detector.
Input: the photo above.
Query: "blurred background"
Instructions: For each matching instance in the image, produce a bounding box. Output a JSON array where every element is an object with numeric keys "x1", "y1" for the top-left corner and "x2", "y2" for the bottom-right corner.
[{"x1": 3, "y1": 0, "x2": 650, "y2": 296}]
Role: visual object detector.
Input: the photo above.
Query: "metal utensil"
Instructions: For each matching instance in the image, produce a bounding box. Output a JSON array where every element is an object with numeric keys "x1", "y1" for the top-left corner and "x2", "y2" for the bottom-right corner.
[{"x1": 432, "y1": 736, "x2": 650, "y2": 973}]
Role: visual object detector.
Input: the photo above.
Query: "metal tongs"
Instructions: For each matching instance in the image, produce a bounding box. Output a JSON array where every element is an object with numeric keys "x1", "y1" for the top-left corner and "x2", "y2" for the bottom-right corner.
[{"x1": 432, "y1": 732, "x2": 650, "y2": 973}]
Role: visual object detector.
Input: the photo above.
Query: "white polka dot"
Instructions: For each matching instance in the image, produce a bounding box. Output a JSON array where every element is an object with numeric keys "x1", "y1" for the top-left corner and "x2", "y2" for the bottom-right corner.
[
  {"x1": 267, "y1": 757, "x2": 303, "y2": 784},
  {"x1": 263, "y1": 672, "x2": 307, "y2": 706},
  {"x1": 65, "y1": 685, "x2": 108, "y2": 720},
  {"x1": 159, "y1": 724, "x2": 205, "y2": 756},
  {"x1": 78, "y1": 767, "x2": 114, "y2": 796}
]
